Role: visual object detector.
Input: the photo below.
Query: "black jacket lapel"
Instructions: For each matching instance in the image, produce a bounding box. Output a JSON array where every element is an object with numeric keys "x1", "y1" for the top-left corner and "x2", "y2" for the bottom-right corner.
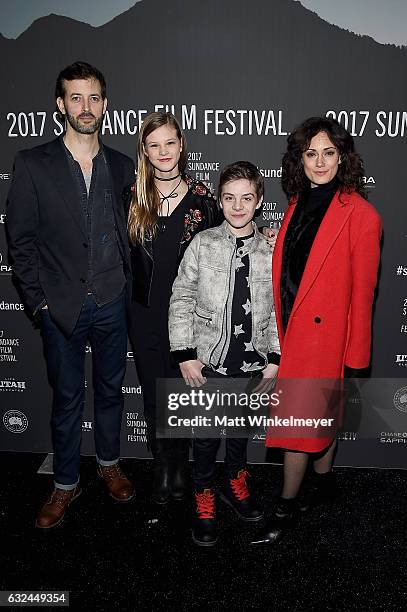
[
  {"x1": 104, "y1": 146, "x2": 129, "y2": 263},
  {"x1": 43, "y1": 138, "x2": 87, "y2": 240}
]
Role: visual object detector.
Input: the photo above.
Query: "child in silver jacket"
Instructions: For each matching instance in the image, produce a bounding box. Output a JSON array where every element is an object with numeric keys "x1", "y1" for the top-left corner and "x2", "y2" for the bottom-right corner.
[{"x1": 169, "y1": 161, "x2": 280, "y2": 546}]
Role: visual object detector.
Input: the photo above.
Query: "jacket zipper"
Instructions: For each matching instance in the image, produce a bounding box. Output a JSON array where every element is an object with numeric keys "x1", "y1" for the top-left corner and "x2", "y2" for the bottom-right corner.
[
  {"x1": 249, "y1": 252, "x2": 268, "y2": 366},
  {"x1": 208, "y1": 243, "x2": 236, "y2": 368}
]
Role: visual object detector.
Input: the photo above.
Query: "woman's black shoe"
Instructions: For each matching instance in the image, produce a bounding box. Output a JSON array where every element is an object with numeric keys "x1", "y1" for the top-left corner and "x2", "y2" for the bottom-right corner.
[
  {"x1": 250, "y1": 515, "x2": 295, "y2": 545},
  {"x1": 250, "y1": 497, "x2": 298, "y2": 545}
]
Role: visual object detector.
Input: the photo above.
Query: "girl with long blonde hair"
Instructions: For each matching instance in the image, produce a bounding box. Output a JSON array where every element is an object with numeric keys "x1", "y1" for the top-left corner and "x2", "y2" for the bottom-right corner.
[{"x1": 125, "y1": 112, "x2": 222, "y2": 504}]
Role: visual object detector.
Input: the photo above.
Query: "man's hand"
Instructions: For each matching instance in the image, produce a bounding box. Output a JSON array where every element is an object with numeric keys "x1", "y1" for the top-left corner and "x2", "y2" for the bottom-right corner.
[
  {"x1": 180, "y1": 359, "x2": 207, "y2": 388},
  {"x1": 253, "y1": 363, "x2": 279, "y2": 393},
  {"x1": 261, "y1": 226, "x2": 279, "y2": 251}
]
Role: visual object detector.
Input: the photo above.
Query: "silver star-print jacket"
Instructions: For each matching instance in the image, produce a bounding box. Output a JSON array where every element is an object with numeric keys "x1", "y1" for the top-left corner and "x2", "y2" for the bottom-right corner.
[{"x1": 169, "y1": 221, "x2": 280, "y2": 369}]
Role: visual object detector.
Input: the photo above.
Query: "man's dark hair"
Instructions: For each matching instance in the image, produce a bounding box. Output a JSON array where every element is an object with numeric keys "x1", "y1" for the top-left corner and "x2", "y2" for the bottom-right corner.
[
  {"x1": 218, "y1": 161, "x2": 264, "y2": 201},
  {"x1": 55, "y1": 61, "x2": 107, "y2": 100}
]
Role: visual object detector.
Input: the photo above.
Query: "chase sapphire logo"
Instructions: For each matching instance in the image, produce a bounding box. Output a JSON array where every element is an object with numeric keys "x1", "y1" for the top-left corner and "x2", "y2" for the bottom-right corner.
[{"x1": 3, "y1": 410, "x2": 28, "y2": 433}]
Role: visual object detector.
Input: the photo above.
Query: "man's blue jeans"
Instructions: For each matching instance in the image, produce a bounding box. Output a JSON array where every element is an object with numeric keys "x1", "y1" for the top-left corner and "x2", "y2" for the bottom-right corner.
[{"x1": 40, "y1": 293, "x2": 127, "y2": 489}]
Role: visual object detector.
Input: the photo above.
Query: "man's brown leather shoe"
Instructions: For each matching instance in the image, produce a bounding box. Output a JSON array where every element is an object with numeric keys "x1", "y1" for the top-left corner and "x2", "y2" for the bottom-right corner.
[
  {"x1": 97, "y1": 463, "x2": 135, "y2": 502},
  {"x1": 35, "y1": 485, "x2": 82, "y2": 529}
]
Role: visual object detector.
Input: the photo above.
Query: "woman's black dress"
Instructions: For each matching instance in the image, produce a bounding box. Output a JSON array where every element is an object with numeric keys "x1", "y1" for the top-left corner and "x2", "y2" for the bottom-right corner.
[{"x1": 127, "y1": 179, "x2": 221, "y2": 440}]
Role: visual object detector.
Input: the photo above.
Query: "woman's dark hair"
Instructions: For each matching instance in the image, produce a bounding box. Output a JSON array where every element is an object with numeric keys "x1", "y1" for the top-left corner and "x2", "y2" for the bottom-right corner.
[
  {"x1": 281, "y1": 116, "x2": 366, "y2": 199},
  {"x1": 55, "y1": 61, "x2": 106, "y2": 100}
]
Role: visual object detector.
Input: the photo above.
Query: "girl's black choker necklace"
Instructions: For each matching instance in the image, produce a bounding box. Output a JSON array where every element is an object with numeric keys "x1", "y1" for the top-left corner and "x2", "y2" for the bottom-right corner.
[{"x1": 154, "y1": 173, "x2": 181, "y2": 181}]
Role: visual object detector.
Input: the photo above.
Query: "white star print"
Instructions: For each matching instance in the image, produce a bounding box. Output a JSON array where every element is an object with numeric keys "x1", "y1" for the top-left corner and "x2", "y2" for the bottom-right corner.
[
  {"x1": 244, "y1": 341, "x2": 254, "y2": 352},
  {"x1": 236, "y1": 258, "x2": 245, "y2": 271},
  {"x1": 216, "y1": 366, "x2": 228, "y2": 375},
  {"x1": 242, "y1": 299, "x2": 251, "y2": 315},
  {"x1": 234, "y1": 324, "x2": 245, "y2": 337},
  {"x1": 246, "y1": 276, "x2": 250, "y2": 288},
  {"x1": 241, "y1": 361, "x2": 261, "y2": 372}
]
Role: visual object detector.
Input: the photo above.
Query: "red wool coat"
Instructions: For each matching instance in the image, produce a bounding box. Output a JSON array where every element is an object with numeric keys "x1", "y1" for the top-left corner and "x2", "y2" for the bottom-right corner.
[{"x1": 266, "y1": 190, "x2": 382, "y2": 452}]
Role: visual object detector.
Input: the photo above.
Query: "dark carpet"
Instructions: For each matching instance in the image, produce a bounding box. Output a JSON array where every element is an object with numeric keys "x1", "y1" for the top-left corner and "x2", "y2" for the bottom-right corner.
[{"x1": 1, "y1": 451, "x2": 406, "y2": 611}]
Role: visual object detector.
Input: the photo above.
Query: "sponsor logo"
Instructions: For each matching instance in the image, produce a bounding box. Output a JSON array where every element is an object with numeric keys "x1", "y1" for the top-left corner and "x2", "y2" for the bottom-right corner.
[
  {"x1": 393, "y1": 386, "x2": 407, "y2": 412},
  {"x1": 400, "y1": 325, "x2": 407, "y2": 333},
  {"x1": 82, "y1": 421, "x2": 93, "y2": 431},
  {"x1": 0, "y1": 214, "x2": 6, "y2": 224},
  {"x1": 362, "y1": 176, "x2": 376, "y2": 185},
  {"x1": 3, "y1": 410, "x2": 28, "y2": 433},
  {"x1": 0, "y1": 252, "x2": 12, "y2": 275},
  {"x1": 252, "y1": 432, "x2": 266, "y2": 442},
  {"x1": 0, "y1": 378, "x2": 26, "y2": 391},
  {"x1": 337, "y1": 431, "x2": 357, "y2": 441},
  {"x1": 380, "y1": 431, "x2": 407, "y2": 444},
  {"x1": 0, "y1": 301, "x2": 24, "y2": 311},
  {"x1": 251, "y1": 428, "x2": 330, "y2": 443},
  {"x1": 0, "y1": 173, "x2": 11, "y2": 180},
  {"x1": 395, "y1": 354, "x2": 407, "y2": 366}
]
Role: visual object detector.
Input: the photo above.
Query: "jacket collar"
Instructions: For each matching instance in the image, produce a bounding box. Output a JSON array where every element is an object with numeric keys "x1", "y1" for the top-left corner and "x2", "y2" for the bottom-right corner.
[
  {"x1": 219, "y1": 220, "x2": 262, "y2": 253},
  {"x1": 273, "y1": 189, "x2": 354, "y2": 328}
]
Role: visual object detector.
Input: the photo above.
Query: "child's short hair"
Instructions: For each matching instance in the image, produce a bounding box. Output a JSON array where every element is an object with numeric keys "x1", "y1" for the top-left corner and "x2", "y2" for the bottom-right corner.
[{"x1": 218, "y1": 161, "x2": 264, "y2": 201}]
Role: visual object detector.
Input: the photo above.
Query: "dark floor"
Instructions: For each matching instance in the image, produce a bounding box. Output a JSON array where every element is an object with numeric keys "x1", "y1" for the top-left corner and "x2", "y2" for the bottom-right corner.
[{"x1": 1, "y1": 452, "x2": 406, "y2": 611}]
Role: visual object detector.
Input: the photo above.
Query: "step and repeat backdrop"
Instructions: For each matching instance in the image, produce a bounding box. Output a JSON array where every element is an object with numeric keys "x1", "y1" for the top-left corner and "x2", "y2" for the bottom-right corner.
[{"x1": 0, "y1": 0, "x2": 406, "y2": 467}]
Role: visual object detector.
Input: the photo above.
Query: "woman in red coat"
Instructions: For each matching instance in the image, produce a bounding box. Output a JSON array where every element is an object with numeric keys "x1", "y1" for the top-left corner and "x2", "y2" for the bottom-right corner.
[{"x1": 252, "y1": 117, "x2": 382, "y2": 545}]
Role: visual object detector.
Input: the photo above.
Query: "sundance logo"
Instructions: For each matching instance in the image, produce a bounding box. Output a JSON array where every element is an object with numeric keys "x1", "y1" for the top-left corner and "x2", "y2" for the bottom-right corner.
[
  {"x1": 3, "y1": 410, "x2": 28, "y2": 434},
  {"x1": 396, "y1": 355, "x2": 407, "y2": 366},
  {"x1": 0, "y1": 173, "x2": 11, "y2": 180},
  {"x1": 0, "y1": 301, "x2": 24, "y2": 311},
  {"x1": 0, "y1": 378, "x2": 26, "y2": 391},
  {"x1": 259, "y1": 167, "x2": 282, "y2": 179},
  {"x1": 82, "y1": 421, "x2": 93, "y2": 431},
  {"x1": 362, "y1": 176, "x2": 376, "y2": 186},
  {"x1": 0, "y1": 333, "x2": 20, "y2": 362},
  {"x1": 122, "y1": 385, "x2": 142, "y2": 394},
  {"x1": 0, "y1": 214, "x2": 6, "y2": 224}
]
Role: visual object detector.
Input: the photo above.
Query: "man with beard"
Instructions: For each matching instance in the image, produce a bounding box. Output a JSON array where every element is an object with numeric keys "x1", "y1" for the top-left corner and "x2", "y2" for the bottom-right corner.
[{"x1": 7, "y1": 62, "x2": 135, "y2": 528}]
